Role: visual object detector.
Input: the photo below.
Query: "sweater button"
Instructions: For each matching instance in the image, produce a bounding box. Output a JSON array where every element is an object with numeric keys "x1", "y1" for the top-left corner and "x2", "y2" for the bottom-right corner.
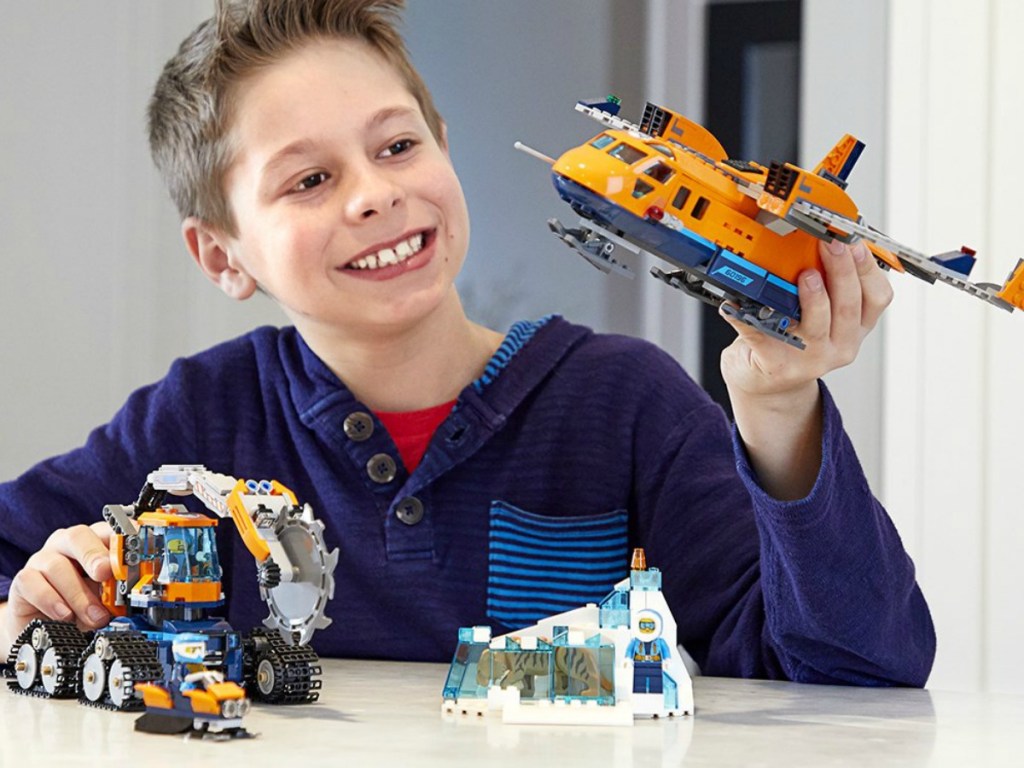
[
  {"x1": 343, "y1": 411, "x2": 374, "y2": 442},
  {"x1": 367, "y1": 453, "x2": 397, "y2": 484},
  {"x1": 395, "y1": 496, "x2": 424, "y2": 526}
]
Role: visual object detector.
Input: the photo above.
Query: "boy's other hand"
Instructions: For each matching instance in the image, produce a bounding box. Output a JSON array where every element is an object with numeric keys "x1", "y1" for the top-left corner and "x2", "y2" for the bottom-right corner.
[
  {"x1": 720, "y1": 239, "x2": 892, "y2": 400},
  {"x1": 719, "y1": 239, "x2": 892, "y2": 500},
  {"x1": 1, "y1": 522, "x2": 113, "y2": 657}
]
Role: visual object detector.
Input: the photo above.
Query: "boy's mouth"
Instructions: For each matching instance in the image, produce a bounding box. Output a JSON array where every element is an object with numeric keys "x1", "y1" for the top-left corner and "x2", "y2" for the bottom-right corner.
[{"x1": 344, "y1": 230, "x2": 431, "y2": 271}]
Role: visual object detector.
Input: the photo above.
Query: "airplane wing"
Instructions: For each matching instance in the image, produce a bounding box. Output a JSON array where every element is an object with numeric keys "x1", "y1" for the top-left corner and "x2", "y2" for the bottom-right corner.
[{"x1": 782, "y1": 201, "x2": 1024, "y2": 313}]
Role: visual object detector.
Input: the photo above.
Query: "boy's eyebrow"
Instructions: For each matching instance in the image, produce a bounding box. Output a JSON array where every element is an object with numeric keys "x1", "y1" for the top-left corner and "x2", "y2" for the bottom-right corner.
[
  {"x1": 261, "y1": 140, "x2": 320, "y2": 179},
  {"x1": 259, "y1": 106, "x2": 421, "y2": 179}
]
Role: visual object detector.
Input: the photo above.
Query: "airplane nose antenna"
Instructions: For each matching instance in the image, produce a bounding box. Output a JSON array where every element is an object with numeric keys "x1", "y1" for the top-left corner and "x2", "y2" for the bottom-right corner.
[{"x1": 514, "y1": 141, "x2": 555, "y2": 165}]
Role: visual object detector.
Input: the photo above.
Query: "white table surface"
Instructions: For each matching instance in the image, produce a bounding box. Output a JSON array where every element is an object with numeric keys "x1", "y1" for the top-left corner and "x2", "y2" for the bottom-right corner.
[{"x1": 2, "y1": 659, "x2": 1019, "y2": 767}]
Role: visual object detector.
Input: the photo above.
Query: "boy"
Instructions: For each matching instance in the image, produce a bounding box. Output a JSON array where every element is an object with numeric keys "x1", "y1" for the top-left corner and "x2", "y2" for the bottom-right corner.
[{"x1": 0, "y1": 0, "x2": 934, "y2": 684}]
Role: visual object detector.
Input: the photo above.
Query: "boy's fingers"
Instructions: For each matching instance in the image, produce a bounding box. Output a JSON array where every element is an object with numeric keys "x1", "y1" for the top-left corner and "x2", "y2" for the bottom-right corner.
[
  {"x1": 8, "y1": 569, "x2": 73, "y2": 624},
  {"x1": 850, "y1": 241, "x2": 894, "y2": 330},
  {"x1": 794, "y1": 268, "x2": 831, "y2": 344},
  {"x1": 45, "y1": 524, "x2": 112, "y2": 582},
  {"x1": 23, "y1": 553, "x2": 110, "y2": 628},
  {"x1": 818, "y1": 240, "x2": 863, "y2": 343}
]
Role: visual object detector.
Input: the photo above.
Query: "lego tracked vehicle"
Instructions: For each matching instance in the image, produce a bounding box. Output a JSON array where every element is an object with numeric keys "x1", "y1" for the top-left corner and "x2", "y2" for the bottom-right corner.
[{"x1": 5, "y1": 465, "x2": 338, "y2": 737}]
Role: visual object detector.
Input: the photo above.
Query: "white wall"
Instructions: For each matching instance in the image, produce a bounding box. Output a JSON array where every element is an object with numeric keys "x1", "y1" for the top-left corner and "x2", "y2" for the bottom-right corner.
[
  {"x1": 802, "y1": 0, "x2": 888, "y2": 491},
  {"x1": 0, "y1": 1, "x2": 645, "y2": 481},
  {"x1": 884, "y1": 0, "x2": 1024, "y2": 694},
  {"x1": 0, "y1": 1, "x2": 278, "y2": 479}
]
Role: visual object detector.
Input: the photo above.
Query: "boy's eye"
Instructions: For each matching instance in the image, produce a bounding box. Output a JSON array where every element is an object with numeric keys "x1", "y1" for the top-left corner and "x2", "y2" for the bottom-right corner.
[
  {"x1": 379, "y1": 138, "x2": 416, "y2": 158},
  {"x1": 293, "y1": 172, "x2": 329, "y2": 192}
]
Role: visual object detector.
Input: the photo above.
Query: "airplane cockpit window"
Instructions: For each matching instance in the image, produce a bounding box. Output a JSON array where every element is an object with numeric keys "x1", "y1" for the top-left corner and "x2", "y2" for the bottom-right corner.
[
  {"x1": 643, "y1": 162, "x2": 674, "y2": 184},
  {"x1": 632, "y1": 179, "x2": 654, "y2": 199},
  {"x1": 609, "y1": 143, "x2": 646, "y2": 165},
  {"x1": 590, "y1": 134, "x2": 615, "y2": 150},
  {"x1": 649, "y1": 143, "x2": 676, "y2": 159}
]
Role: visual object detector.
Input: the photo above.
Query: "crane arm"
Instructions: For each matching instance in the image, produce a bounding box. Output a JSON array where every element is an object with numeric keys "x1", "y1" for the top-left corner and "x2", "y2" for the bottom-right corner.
[{"x1": 144, "y1": 464, "x2": 338, "y2": 645}]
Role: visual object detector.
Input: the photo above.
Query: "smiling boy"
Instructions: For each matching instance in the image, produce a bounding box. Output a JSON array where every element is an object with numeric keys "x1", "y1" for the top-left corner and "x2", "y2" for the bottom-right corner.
[{"x1": 0, "y1": 0, "x2": 934, "y2": 685}]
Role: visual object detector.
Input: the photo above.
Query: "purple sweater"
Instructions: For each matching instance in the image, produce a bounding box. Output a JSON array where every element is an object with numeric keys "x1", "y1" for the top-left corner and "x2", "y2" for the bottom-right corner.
[{"x1": 0, "y1": 317, "x2": 935, "y2": 685}]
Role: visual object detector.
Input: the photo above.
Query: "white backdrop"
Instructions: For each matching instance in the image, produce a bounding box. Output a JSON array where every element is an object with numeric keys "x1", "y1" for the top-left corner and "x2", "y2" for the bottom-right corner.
[
  {"x1": 0, "y1": 1, "x2": 642, "y2": 477},
  {"x1": 884, "y1": 0, "x2": 1024, "y2": 694}
]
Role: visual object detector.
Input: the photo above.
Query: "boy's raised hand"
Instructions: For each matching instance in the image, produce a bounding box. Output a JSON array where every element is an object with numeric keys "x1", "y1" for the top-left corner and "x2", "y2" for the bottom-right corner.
[
  {"x1": 720, "y1": 239, "x2": 893, "y2": 500},
  {"x1": 1, "y1": 522, "x2": 113, "y2": 657}
]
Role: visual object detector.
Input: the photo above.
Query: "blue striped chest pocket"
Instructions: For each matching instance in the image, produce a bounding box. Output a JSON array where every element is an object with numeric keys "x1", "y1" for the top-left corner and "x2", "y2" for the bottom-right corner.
[{"x1": 486, "y1": 500, "x2": 629, "y2": 630}]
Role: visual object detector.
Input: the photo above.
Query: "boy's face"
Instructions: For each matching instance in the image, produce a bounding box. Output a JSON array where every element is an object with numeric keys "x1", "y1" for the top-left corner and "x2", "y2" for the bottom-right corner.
[{"x1": 213, "y1": 39, "x2": 469, "y2": 338}]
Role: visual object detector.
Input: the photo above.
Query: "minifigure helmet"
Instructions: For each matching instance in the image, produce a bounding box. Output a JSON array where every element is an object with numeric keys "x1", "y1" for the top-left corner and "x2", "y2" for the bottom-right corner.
[
  {"x1": 633, "y1": 609, "x2": 663, "y2": 641},
  {"x1": 172, "y1": 632, "x2": 209, "y2": 664}
]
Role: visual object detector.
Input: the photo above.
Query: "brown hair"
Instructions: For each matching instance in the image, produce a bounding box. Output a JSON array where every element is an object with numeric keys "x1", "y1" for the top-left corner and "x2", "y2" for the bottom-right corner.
[{"x1": 148, "y1": 0, "x2": 444, "y2": 234}]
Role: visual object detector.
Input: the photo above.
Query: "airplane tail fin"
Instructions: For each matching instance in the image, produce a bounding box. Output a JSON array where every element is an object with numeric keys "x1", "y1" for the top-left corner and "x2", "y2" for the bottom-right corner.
[{"x1": 814, "y1": 135, "x2": 865, "y2": 188}]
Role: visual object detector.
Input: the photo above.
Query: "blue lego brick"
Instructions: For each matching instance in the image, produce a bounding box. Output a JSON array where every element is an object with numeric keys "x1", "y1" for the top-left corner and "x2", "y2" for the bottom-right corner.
[
  {"x1": 931, "y1": 251, "x2": 976, "y2": 277},
  {"x1": 838, "y1": 140, "x2": 865, "y2": 182},
  {"x1": 707, "y1": 250, "x2": 800, "y2": 317}
]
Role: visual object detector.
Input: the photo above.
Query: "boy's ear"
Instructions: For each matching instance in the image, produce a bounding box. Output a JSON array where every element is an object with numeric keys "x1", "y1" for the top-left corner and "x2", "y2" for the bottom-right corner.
[{"x1": 181, "y1": 217, "x2": 257, "y2": 301}]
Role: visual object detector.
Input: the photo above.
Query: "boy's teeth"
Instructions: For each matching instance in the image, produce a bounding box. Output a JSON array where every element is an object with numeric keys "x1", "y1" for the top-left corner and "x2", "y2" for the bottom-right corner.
[{"x1": 348, "y1": 232, "x2": 426, "y2": 270}]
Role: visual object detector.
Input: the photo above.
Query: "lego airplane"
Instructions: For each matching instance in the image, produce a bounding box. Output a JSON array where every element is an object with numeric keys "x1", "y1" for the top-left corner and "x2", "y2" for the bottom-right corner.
[{"x1": 517, "y1": 96, "x2": 1024, "y2": 349}]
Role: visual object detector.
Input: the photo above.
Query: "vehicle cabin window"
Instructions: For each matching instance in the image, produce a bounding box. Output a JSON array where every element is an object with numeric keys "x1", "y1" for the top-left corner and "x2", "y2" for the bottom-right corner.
[
  {"x1": 609, "y1": 143, "x2": 647, "y2": 165},
  {"x1": 692, "y1": 196, "x2": 710, "y2": 220},
  {"x1": 672, "y1": 186, "x2": 691, "y2": 211},
  {"x1": 590, "y1": 134, "x2": 616, "y2": 150},
  {"x1": 632, "y1": 179, "x2": 655, "y2": 199},
  {"x1": 643, "y1": 161, "x2": 674, "y2": 184},
  {"x1": 649, "y1": 143, "x2": 675, "y2": 159}
]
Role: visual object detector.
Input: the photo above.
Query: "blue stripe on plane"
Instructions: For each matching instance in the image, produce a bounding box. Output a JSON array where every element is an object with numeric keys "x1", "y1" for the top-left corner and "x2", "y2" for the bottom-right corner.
[
  {"x1": 719, "y1": 249, "x2": 767, "y2": 277},
  {"x1": 767, "y1": 273, "x2": 799, "y2": 295}
]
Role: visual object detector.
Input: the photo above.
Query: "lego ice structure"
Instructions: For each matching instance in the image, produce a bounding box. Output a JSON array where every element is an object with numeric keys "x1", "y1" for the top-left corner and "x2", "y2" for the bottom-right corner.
[
  {"x1": 519, "y1": 96, "x2": 1024, "y2": 349},
  {"x1": 442, "y1": 549, "x2": 692, "y2": 726},
  {"x1": 4, "y1": 465, "x2": 338, "y2": 739}
]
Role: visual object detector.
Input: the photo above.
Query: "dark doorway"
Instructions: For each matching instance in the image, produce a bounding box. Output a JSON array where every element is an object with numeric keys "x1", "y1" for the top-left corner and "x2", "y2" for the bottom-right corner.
[{"x1": 701, "y1": 0, "x2": 802, "y2": 416}]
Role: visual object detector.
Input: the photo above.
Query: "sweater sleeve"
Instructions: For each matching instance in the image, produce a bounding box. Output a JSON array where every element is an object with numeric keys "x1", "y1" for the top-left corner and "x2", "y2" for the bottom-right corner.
[
  {"x1": 635, "y1": 374, "x2": 935, "y2": 687},
  {"x1": 731, "y1": 382, "x2": 935, "y2": 686},
  {"x1": 0, "y1": 360, "x2": 199, "y2": 597}
]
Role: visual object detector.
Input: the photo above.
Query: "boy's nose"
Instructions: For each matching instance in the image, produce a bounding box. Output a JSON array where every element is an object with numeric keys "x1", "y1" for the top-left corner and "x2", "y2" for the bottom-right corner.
[{"x1": 344, "y1": 166, "x2": 404, "y2": 222}]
